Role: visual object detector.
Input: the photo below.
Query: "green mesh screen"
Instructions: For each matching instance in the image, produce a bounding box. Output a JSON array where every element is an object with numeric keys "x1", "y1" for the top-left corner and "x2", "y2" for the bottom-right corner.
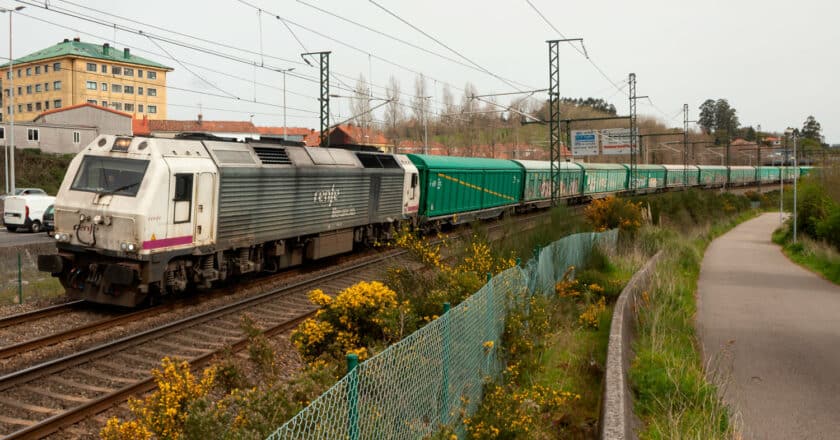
[{"x1": 267, "y1": 229, "x2": 618, "y2": 440}]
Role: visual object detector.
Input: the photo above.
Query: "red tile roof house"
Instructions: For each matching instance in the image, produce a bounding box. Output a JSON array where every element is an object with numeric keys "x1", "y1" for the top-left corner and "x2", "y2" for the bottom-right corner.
[{"x1": 133, "y1": 116, "x2": 259, "y2": 140}]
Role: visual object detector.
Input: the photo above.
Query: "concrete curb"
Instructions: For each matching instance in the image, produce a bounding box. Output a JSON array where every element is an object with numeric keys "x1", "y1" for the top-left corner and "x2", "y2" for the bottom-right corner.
[{"x1": 599, "y1": 250, "x2": 663, "y2": 440}]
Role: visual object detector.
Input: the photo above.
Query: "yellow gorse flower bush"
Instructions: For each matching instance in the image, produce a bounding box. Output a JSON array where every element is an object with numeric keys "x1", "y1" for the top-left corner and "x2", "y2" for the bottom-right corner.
[
  {"x1": 578, "y1": 296, "x2": 607, "y2": 328},
  {"x1": 584, "y1": 195, "x2": 644, "y2": 233},
  {"x1": 292, "y1": 281, "x2": 409, "y2": 363},
  {"x1": 100, "y1": 357, "x2": 216, "y2": 440}
]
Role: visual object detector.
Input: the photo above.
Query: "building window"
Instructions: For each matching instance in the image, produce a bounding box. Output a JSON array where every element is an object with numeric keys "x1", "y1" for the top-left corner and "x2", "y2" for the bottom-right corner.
[
  {"x1": 138, "y1": 104, "x2": 144, "y2": 113},
  {"x1": 25, "y1": 67, "x2": 31, "y2": 76},
  {"x1": 35, "y1": 102, "x2": 41, "y2": 111},
  {"x1": 112, "y1": 66, "x2": 122, "y2": 75},
  {"x1": 123, "y1": 68, "x2": 134, "y2": 77},
  {"x1": 147, "y1": 71, "x2": 157, "y2": 80},
  {"x1": 16, "y1": 69, "x2": 20, "y2": 77},
  {"x1": 137, "y1": 87, "x2": 143, "y2": 95},
  {"x1": 5, "y1": 71, "x2": 8, "y2": 80},
  {"x1": 44, "y1": 64, "x2": 49, "y2": 73},
  {"x1": 26, "y1": 85, "x2": 32, "y2": 94},
  {"x1": 53, "y1": 81, "x2": 61, "y2": 90},
  {"x1": 27, "y1": 128, "x2": 39, "y2": 141},
  {"x1": 0, "y1": 127, "x2": 4, "y2": 139},
  {"x1": 16, "y1": 86, "x2": 21, "y2": 96},
  {"x1": 17, "y1": 104, "x2": 22, "y2": 112},
  {"x1": 34, "y1": 66, "x2": 40, "y2": 74},
  {"x1": 53, "y1": 62, "x2": 61, "y2": 71},
  {"x1": 124, "y1": 85, "x2": 134, "y2": 94},
  {"x1": 101, "y1": 101, "x2": 108, "y2": 107},
  {"x1": 26, "y1": 103, "x2": 32, "y2": 112},
  {"x1": 112, "y1": 84, "x2": 122, "y2": 93},
  {"x1": 73, "y1": 131, "x2": 80, "y2": 144},
  {"x1": 44, "y1": 101, "x2": 49, "y2": 110},
  {"x1": 138, "y1": 69, "x2": 143, "y2": 78},
  {"x1": 148, "y1": 105, "x2": 157, "y2": 114},
  {"x1": 86, "y1": 81, "x2": 97, "y2": 90},
  {"x1": 124, "y1": 103, "x2": 134, "y2": 112},
  {"x1": 54, "y1": 99, "x2": 62, "y2": 108},
  {"x1": 87, "y1": 99, "x2": 97, "y2": 105},
  {"x1": 44, "y1": 82, "x2": 49, "y2": 91},
  {"x1": 34, "y1": 84, "x2": 41, "y2": 93},
  {"x1": 86, "y1": 63, "x2": 96, "y2": 72},
  {"x1": 101, "y1": 83, "x2": 108, "y2": 91},
  {"x1": 112, "y1": 102, "x2": 122, "y2": 110},
  {"x1": 101, "y1": 64, "x2": 107, "y2": 73},
  {"x1": 148, "y1": 88, "x2": 157, "y2": 97}
]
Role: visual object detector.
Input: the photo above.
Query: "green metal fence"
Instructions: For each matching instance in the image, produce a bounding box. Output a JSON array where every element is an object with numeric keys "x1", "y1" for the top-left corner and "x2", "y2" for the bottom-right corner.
[{"x1": 267, "y1": 229, "x2": 618, "y2": 440}]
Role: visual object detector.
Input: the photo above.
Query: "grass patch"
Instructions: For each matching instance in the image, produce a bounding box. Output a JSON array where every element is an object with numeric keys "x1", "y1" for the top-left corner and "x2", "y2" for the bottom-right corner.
[
  {"x1": 446, "y1": 245, "x2": 636, "y2": 439},
  {"x1": 0, "y1": 270, "x2": 64, "y2": 305},
  {"x1": 773, "y1": 226, "x2": 840, "y2": 285},
  {"x1": 628, "y1": 210, "x2": 759, "y2": 439}
]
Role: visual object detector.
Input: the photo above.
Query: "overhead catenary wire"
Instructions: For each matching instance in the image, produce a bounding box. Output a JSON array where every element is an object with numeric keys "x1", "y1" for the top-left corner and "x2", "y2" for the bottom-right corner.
[
  {"x1": 44, "y1": 0, "x2": 456, "y2": 115},
  {"x1": 367, "y1": 0, "x2": 531, "y2": 92}
]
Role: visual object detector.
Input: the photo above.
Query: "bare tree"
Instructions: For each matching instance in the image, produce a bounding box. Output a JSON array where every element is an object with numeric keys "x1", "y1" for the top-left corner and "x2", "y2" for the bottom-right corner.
[
  {"x1": 352, "y1": 74, "x2": 372, "y2": 138},
  {"x1": 384, "y1": 75, "x2": 403, "y2": 150},
  {"x1": 461, "y1": 82, "x2": 480, "y2": 155}
]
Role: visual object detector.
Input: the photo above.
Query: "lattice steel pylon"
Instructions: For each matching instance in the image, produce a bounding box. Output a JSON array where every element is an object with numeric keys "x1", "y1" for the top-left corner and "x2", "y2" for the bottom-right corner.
[
  {"x1": 303, "y1": 51, "x2": 332, "y2": 147},
  {"x1": 548, "y1": 40, "x2": 561, "y2": 207},
  {"x1": 628, "y1": 73, "x2": 637, "y2": 190}
]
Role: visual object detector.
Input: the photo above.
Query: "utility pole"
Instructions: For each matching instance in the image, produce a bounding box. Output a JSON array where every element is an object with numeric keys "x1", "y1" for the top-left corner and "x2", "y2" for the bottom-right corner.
[
  {"x1": 756, "y1": 124, "x2": 761, "y2": 192},
  {"x1": 792, "y1": 129, "x2": 798, "y2": 243},
  {"x1": 627, "y1": 73, "x2": 648, "y2": 190},
  {"x1": 3, "y1": 6, "x2": 23, "y2": 195},
  {"x1": 683, "y1": 104, "x2": 689, "y2": 186},
  {"x1": 302, "y1": 51, "x2": 331, "y2": 147},
  {"x1": 278, "y1": 68, "x2": 295, "y2": 141}
]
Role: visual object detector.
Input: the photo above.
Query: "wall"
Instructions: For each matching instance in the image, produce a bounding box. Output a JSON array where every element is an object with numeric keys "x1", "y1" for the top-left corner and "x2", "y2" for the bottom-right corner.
[
  {"x1": 0, "y1": 122, "x2": 97, "y2": 154},
  {"x1": 37, "y1": 105, "x2": 131, "y2": 135}
]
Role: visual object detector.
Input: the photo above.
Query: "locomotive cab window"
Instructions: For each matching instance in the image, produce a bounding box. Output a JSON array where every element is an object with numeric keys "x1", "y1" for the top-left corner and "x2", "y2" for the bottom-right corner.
[
  {"x1": 172, "y1": 173, "x2": 193, "y2": 224},
  {"x1": 71, "y1": 156, "x2": 149, "y2": 197}
]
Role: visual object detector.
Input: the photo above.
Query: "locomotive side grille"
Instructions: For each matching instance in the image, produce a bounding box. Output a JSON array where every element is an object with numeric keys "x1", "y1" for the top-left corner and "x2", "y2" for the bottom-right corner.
[{"x1": 253, "y1": 147, "x2": 292, "y2": 165}]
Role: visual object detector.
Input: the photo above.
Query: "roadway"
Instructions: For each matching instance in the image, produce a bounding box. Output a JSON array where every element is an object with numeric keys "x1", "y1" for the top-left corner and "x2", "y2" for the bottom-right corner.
[
  {"x1": 0, "y1": 228, "x2": 53, "y2": 248},
  {"x1": 696, "y1": 213, "x2": 840, "y2": 439}
]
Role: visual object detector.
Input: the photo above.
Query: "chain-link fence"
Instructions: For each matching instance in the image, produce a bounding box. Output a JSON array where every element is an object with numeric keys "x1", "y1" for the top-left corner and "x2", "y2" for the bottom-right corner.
[{"x1": 267, "y1": 230, "x2": 617, "y2": 440}]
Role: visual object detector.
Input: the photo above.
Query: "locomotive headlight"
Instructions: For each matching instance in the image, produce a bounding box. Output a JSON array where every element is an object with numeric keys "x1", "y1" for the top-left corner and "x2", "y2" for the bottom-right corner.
[
  {"x1": 93, "y1": 215, "x2": 104, "y2": 225},
  {"x1": 79, "y1": 214, "x2": 86, "y2": 222},
  {"x1": 54, "y1": 233, "x2": 70, "y2": 242},
  {"x1": 54, "y1": 233, "x2": 61, "y2": 241},
  {"x1": 127, "y1": 243, "x2": 136, "y2": 252},
  {"x1": 120, "y1": 242, "x2": 128, "y2": 251},
  {"x1": 62, "y1": 233, "x2": 70, "y2": 242}
]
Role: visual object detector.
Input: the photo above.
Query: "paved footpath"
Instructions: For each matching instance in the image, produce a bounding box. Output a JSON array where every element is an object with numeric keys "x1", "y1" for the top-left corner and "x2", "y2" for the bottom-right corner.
[{"x1": 696, "y1": 213, "x2": 840, "y2": 440}]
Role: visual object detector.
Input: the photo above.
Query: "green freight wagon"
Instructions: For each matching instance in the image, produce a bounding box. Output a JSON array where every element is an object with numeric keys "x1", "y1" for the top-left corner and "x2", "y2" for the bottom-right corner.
[
  {"x1": 756, "y1": 166, "x2": 780, "y2": 184},
  {"x1": 662, "y1": 164, "x2": 700, "y2": 187},
  {"x1": 781, "y1": 166, "x2": 795, "y2": 181},
  {"x1": 800, "y1": 166, "x2": 814, "y2": 177},
  {"x1": 512, "y1": 160, "x2": 584, "y2": 205},
  {"x1": 407, "y1": 154, "x2": 524, "y2": 220},
  {"x1": 697, "y1": 165, "x2": 728, "y2": 186},
  {"x1": 729, "y1": 166, "x2": 756, "y2": 185},
  {"x1": 579, "y1": 163, "x2": 628, "y2": 195},
  {"x1": 621, "y1": 164, "x2": 666, "y2": 190}
]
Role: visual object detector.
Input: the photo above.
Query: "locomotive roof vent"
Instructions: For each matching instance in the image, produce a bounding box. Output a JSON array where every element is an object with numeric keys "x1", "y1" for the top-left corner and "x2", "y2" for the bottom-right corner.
[
  {"x1": 252, "y1": 146, "x2": 291, "y2": 165},
  {"x1": 356, "y1": 152, "x2": 400, "y2": 169}
]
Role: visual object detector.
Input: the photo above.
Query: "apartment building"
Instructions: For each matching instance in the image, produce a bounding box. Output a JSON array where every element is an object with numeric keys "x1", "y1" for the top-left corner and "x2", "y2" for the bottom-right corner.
[{"x1": 0, "y1": 37, "x2": 172, "y2": 122}]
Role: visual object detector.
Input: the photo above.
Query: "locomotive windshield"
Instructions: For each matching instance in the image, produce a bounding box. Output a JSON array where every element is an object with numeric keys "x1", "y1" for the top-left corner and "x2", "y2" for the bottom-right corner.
[{"x1": 71, "y1": 156, "x2": 150, "y2": 197}]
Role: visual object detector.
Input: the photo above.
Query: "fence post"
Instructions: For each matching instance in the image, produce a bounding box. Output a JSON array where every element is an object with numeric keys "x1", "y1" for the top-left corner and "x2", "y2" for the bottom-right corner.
[
  {"x1": 17, "y1": 252, "x2": 22, "y2": 305},
  {"x1": 441, "y1": 302, "x2": 451, "y2": 425},
  {"x1": 346, "y1": 353, "x2": 359, "y2": 440},
  {"x1": 484, "y1": 273, "x2": 494, "y2": 375}
]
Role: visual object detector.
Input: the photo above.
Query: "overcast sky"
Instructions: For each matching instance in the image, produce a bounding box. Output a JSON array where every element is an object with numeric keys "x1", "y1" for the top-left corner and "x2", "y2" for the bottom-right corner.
[{"x1": 2, "y1": 0, "x2": 836, "y2": 142}]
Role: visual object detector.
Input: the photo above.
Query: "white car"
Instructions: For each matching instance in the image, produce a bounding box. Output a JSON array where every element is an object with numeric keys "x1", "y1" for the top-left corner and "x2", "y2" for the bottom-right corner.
[{"x1": 3, "y1": 194, "x2": 55, "y2": 232}]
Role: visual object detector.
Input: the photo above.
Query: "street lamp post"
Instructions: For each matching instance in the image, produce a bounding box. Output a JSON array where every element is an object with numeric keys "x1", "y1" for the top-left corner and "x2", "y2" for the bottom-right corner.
[
  {"x1": 278, "y1": 68, "x2": 295, "y2": 140},
  {"x1": 792, "y1": 130, "x2": 798, "y2": 243},
  {"x1": 2, "y1": 6, "x2": 23, "y2": 195}
]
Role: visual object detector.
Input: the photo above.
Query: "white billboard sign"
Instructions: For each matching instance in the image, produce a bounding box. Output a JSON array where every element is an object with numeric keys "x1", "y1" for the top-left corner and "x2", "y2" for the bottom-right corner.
[
  {"x1": 601, "y1": 128, "x2": 633, "y2": 155},
  {"x1": 571, "y1": 130, "x2": 599, "y2": 156}
]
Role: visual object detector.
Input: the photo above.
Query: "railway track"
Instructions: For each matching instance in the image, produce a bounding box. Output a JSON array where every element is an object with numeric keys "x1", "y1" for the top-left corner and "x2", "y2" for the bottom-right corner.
[
  {"x1": 0, "y1": 302, "x2": 84, "y2": 330},
  {"x1": 0, "y1": 249, "x2": 405, "y2": 439}
]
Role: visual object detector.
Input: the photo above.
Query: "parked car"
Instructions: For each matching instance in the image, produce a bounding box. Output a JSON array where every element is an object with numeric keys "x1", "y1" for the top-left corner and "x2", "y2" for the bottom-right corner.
[
  {"x1": 43, "y1": 204, "x2": 55, "y2": 236},
  {"x1": 1, "y1": 188, "x2": 48, "y2": 225},
  {"x1": 3, "y1": 194, "x2": 55, "y2": 232}
]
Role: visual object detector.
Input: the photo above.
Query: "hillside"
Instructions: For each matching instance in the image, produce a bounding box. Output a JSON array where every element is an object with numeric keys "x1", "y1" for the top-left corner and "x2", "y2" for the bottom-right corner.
[{"x1": 0, "y1": 149, "x2": 74, "y2": 195}]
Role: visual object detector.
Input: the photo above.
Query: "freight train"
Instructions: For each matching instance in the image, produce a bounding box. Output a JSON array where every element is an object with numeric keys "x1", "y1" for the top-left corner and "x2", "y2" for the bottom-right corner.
[{"x1": 37, "y1": 134, "x2": 809, "y2": 306}]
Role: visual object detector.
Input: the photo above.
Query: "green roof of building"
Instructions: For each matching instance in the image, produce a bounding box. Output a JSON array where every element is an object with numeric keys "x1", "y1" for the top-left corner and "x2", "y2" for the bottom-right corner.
[{"x1": 0, "y1": 39, "x2": 172, "y2": 70}]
